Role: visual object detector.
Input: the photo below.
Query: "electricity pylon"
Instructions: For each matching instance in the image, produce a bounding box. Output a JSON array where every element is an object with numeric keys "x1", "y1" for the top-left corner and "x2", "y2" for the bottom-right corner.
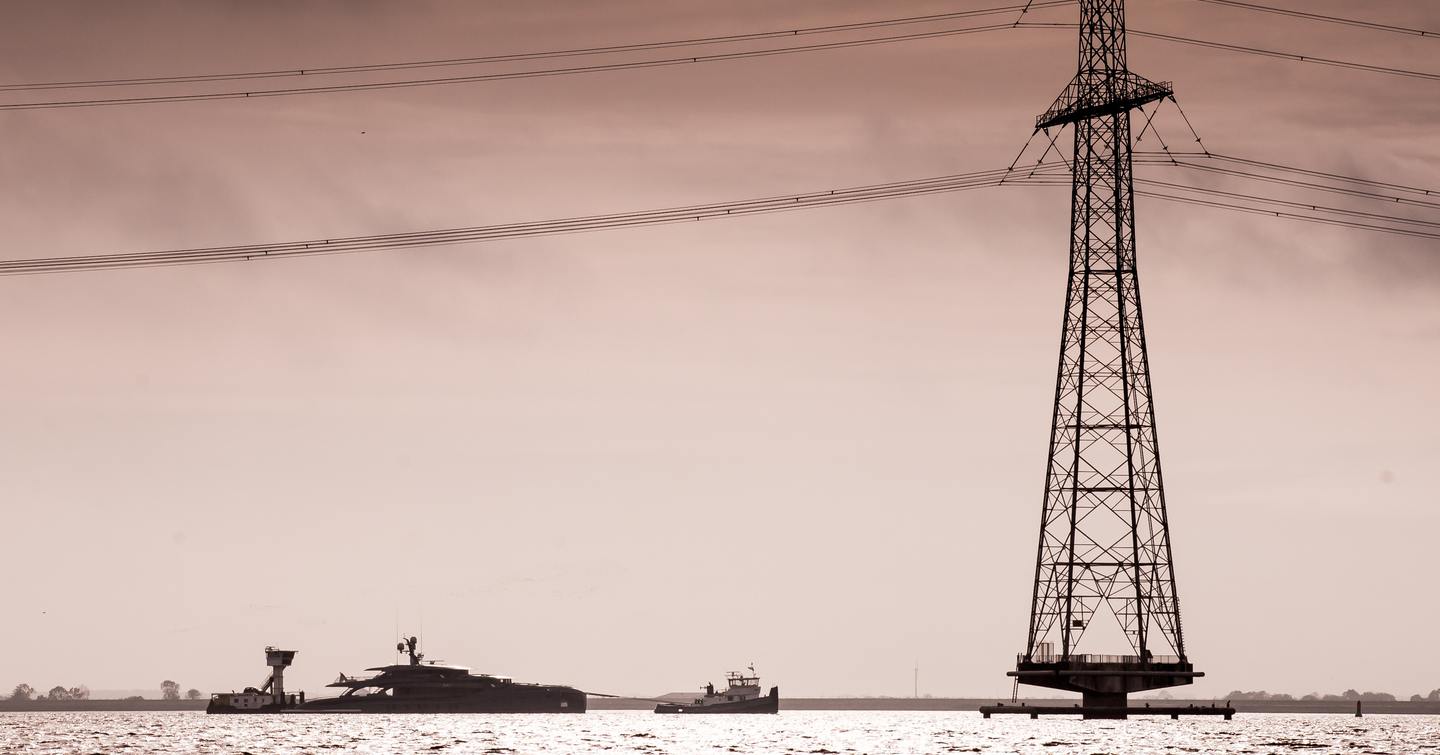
[{"x1": 1008, "y1": 0, "x2": 1202, "y2": 718}]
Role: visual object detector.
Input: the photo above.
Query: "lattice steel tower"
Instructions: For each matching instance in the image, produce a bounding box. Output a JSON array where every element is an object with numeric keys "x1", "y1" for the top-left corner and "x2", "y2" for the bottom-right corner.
[{"x1": 1007, "y1": 0, "x2": 1202, "y2": 717}]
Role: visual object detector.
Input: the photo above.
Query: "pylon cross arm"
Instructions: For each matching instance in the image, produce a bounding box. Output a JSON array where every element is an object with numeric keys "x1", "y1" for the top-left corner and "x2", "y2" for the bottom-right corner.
[{"x1": 1036, "y1": 73, "x2": 1172, "y2": 130}]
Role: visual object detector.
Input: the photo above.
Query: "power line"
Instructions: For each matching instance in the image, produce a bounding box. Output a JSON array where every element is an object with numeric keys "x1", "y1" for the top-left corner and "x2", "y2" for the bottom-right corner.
[
  {"x1": 0, "y1": 164, "x2": 1072, "y2": 275},
  {"x1": 1194, "y1": 0, "x2": 1438, "y2": 39},
  {"x1": 1016, "y1": 22, "x2": 1440, "y2": 82},
  {"x1": 0, "y1": 1, "x2": 1088, "y2": 112},
  {"x1": 1106, "y1": 154, "x2": 1440, "y2": 230},
  {"x1": 10, "y1": 8, "x2": 1430, "y2": 111},
  {"x1": 0, "y1": 1, "x2": 1074, "y2": 93},
  {"x1": 1192, "y1": 152, "x2": 1439, "y2": 198},
  {"x1": 1138, "y1": 178, "x2": 1440, "y2": 230},
  {"x1": 0, "y1": 22, "x2": 1022, "y2": 111},
  {"x1": 1135, "y1": 150, "x2": 1440, "y2": 206},
  {"x1": 1136, "y1": 189, "x2": 1440, "y2": 242},
  {"x1": 1129, "y1": 151, "x2": 1440, "y2": 239},
  {"x1": 1131, "y1": 28, "x2": 1440, "y2": 82},
  {"x1": 1161, "y1": 160, "x2": 1440, "y2": 211},
  {"x1": 2, "y1": 153, "x2": 1434, "y2": 276}
]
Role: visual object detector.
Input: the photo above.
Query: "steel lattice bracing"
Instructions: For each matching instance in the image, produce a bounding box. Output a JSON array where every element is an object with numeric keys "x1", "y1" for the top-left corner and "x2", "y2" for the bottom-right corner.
[{"x1": 1023, "y1": 0, "x2": 1185, "y2": 665}]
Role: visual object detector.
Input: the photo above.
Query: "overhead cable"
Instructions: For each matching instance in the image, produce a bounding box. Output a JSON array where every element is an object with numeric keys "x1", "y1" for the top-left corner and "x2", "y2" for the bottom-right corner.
[
  {"x1": 1160, "y1": 160, "x2": 1440, "y2": 211},
  {"x1": 1016, "y1": 22, "x2": 1440, "y2": 82},
  {"x1": 1138, "y1": 178, "x2": 1440, "y2": 230},
  {"x1": 0, "y1": 164, "x2": 1071, "y2": 275},
  {"x1": 2, "y1": 152, "x2": 1435, "y2": 276},
  {"x1": 0, "y1": 1, "x2": 1074, "y2": 93},
  {"x1": 1194, "y1": 0, "x2": 1438, "y2": 39},
  {"x1": 1184, "y1": 152, "x2": 1438, "y2": 198},
  {"x1": 0, "y1": 23, "x2": 1022, "y2": 111},
  {"x1": 1136, "y1": 189, "x2": 1440, "y2": 242}
]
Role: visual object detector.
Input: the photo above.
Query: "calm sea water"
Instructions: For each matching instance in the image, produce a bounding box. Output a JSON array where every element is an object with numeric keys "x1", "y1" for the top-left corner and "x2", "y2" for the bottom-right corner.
[{"x1": 3, "y1": 710, "x2": 1437, "y2": 754}]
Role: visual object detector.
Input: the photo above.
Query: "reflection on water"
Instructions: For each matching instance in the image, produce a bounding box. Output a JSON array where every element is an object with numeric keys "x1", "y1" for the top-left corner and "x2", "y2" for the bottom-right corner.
[{"x1": 2, "y1": 710, "x2": 1438, "y2": 754}]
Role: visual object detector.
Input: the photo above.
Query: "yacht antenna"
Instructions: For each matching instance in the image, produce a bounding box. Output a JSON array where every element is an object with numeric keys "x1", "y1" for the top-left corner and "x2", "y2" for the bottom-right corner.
[{"x1": 397, "y1": 635, "x2": 424, "y2": 665}]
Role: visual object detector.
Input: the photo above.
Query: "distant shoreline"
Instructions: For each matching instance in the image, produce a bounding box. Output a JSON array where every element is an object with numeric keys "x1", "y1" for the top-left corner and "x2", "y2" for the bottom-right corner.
[
  {"x1": 594, "y1": 697, "x2": 1440, "y2": 715},
  {"x1": 4, "y1": 698, "x2": 1438, "y2": 715},
  {"x1": 0, "y1": 700, "x2": 204, "y2": 712}
]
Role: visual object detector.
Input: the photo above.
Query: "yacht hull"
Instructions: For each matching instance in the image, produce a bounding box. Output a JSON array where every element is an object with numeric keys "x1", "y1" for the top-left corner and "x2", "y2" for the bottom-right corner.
[
  {"x1": 208, "y1": 687, "x2": 586, "y2": 714},
  {"x1": 303, "y1": 686, "x2": 585, "y2": 714}
]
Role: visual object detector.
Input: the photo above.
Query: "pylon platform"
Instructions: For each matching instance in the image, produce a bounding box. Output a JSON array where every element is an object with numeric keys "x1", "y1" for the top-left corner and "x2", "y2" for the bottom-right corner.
[
  {"x1": 979, "y1": 702, "x2": 1234, "y2": 720},
  {"x1": 1006, "y1": 657, "x2": 1202, "y2": 717}
]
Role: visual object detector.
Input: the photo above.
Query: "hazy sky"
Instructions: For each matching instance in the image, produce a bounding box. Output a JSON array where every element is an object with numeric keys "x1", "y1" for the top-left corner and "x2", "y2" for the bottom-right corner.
[{"x1": 1, "y1": 1, "x2": 1437, "y2": 700}]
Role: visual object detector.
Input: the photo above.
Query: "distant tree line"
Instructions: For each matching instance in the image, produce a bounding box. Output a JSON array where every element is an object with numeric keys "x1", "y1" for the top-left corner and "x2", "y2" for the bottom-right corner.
[
  {"x1": 9, "y1": 684, "x2": 90, "y2": 701},
  {"x1": 8, "y1": 681, "x2": 202, "y2": 701},
  {"x1": 1226, "y1": 688, "x2": 1440, "y2": 702},
  {"x1": 163, "y1": 680, "x2": 203, "y2": 700}
]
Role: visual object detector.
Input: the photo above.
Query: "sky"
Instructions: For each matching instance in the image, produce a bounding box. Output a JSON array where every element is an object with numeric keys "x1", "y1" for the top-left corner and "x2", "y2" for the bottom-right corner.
[{"x1": 1, "y1": 0, "x2": 1437, "y2": 700}]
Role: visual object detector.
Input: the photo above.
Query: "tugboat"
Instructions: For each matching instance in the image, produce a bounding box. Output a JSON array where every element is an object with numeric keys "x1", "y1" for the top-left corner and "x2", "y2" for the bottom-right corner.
[
  {"x1": 208, "y1": 637, "x2": 586, "y2": 714},
  {"x1": 653, "y1": 666, "x2": 779, "y2": 714}
]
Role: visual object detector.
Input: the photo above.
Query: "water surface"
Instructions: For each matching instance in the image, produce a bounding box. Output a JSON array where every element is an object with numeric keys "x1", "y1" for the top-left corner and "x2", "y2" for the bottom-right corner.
[{"x1": 4, "y1": 710, "x2": 1437, "y2": 754}]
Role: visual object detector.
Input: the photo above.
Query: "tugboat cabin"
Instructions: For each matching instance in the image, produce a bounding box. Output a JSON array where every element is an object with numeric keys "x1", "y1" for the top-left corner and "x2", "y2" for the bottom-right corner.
[{"x1": 711, "y1": 670, "x2": 762, "y2": 703}]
